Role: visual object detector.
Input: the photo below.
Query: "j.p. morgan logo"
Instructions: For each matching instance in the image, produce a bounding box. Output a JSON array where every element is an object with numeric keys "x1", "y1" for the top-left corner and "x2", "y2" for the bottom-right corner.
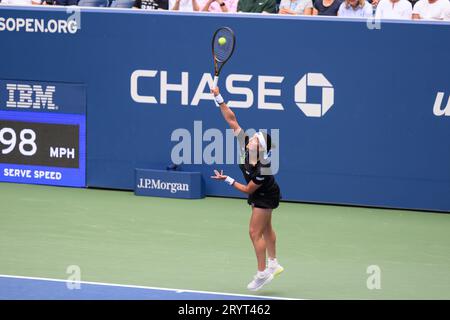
[
  {"x1": 433, "y1": 92, "x2": 450, "y2": 117},
  {"x1": 130, "y1": 70, "x2": 335, "y2": 118},
  {"x1": 137, "y1": 178, "x2": 189, "y2": 194},
  {"x1": 5, "y1": 83, "x2": 58, "y2": 110}
]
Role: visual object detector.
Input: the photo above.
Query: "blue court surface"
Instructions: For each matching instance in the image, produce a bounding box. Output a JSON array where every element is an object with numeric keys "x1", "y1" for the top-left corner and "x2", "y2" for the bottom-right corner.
[{"x1": 0, "y1": 275, "x2": 289, "y2": 300}]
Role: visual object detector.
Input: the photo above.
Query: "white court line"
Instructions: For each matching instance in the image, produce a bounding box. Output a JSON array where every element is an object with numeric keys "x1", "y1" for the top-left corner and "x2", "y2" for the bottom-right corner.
[{"x1": 0, "y1": 274, "x2": 299, "y2": 300}]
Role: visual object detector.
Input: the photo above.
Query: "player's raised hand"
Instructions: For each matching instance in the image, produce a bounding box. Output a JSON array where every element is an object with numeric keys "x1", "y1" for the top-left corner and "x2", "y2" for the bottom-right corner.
[
  {"x1": 211, "y1": 87, "x2": 220, "y2": 97},
  {"x1": 211, "y1": 169, "x2": 227, "y2": 180}
]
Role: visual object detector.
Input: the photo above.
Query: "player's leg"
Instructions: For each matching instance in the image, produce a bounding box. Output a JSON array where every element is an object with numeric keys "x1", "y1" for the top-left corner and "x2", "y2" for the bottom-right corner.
[
  {"x1": 263, "y1": 212, "x2": 276, "y2": 259},
  {"x1": 249, "y1": 206, "x2": 270, "y2": 271},
  {"x1": 263, "y1": 216, "x2": 284, "y2": 277},
  {"x1": 247, "y1": 206, "x2": 273, "y2": 291}
]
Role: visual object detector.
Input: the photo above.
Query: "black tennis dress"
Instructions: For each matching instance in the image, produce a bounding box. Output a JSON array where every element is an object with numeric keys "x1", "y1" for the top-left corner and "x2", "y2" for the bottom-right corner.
[{"x1": 236, "y1": 130, "x2": 281, "y2": 210}]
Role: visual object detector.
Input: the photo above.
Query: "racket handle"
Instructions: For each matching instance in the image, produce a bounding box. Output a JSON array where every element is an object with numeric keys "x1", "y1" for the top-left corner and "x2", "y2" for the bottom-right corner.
[{"x1": 213, "y1": 76, "x2": 219, "y2": 88}]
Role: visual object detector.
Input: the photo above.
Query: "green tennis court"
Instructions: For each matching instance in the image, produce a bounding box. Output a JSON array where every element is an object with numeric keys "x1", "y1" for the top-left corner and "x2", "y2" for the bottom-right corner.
[{"x1": 1, "y1": 182, "x2": 449, "y2": 299}]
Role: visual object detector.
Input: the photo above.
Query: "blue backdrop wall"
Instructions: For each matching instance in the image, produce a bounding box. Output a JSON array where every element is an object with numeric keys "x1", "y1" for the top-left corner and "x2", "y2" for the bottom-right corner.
[{"x1": 0, "y1": 7, "x2": 449, "y2": 212}]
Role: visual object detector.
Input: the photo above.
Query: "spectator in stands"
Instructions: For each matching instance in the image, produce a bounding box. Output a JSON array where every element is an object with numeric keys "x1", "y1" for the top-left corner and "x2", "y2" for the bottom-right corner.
[
  {"x1": 338, "y1": 0, "x2": 373, "y2": 16},
  {"x1": 412, "y1": 0, "x2": 449, "y2": 19},
  {"x1": 78, "y1": 0, "x2": 109, "y2": 6},
  {"x1": 374, "y1": 0, "x2": 412, "y2": 18},
  {"x1": 134, "y1": 0, "x2": 168, "y2": 9},
  {"x1": 408, "y1": 0, "x2": 419, "y2": 8},
  {"x1": 42, "y1": 0, "x2": 78, "y2": 4},
  {"x1": 1, "y1": 0, "x2": 41, "y2": 4},
  {"x1": 200, "y1": 0, "x2": 238, "y2": 12},
  {"x1": 279, "y1": 0, "x2": 313, "y2": 14},
  {"x1": 369, "y1": 0, "x2": 380, "y2": 8},
  {"x1": 170, "y1": 0, "x2": 200, "y2": 10},
  {"x1": 313, "y1": 0, "x2": 343, "y2": 15},
  {"x1": 444, "y1": 1, "x2": 450, "y2": 19},
  {"x1": 237, "y1": 0, "x2": 277, "y2": 13}
]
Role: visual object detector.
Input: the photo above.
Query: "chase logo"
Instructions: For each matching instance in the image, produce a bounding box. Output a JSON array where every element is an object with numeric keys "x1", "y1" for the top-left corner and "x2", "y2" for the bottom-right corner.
[
  {"x1": 433, "y1": 92, "x2": 450, "y2": 117},
  {"x1": 130, "y1": 70, "x2": 336, "y2": 117},
  {"x1": 5, "y1": 83, "x2": 58, "y2": 110},
  {"x1": 295, "y1": 73, "x2": 334, "y2": 118}
]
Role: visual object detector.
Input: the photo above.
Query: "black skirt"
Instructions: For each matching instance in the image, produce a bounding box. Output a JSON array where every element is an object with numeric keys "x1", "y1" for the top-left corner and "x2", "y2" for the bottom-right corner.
[{"x1": 247, "y1": 184, "x2": 281, "y2": 210}]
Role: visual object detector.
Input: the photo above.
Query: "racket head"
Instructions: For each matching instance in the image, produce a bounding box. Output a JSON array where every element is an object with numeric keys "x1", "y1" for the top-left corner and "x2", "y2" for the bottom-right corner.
[{"x1": 212, "y1": 27, "x2": 236, "y2": 76}]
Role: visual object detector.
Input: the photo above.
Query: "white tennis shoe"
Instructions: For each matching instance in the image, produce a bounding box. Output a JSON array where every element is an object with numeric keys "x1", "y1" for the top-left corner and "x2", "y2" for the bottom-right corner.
[
  {"x1": 247, "y1": 271, "x2": 274, "y2": 291},
  {"x1": 268, "y1": 263, "x2": 284, "y2": 277}
]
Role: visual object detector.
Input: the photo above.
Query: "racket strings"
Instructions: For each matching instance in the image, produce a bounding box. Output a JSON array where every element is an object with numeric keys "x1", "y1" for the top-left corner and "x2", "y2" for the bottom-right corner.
[{"x1": 213, "y1": 29, "x2": 234, "y2": 63}]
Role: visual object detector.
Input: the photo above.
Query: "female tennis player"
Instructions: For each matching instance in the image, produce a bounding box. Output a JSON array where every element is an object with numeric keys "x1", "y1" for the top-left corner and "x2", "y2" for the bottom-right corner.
[{"x1": 210, "y1": 86, "x2": 283, "y2": 291}]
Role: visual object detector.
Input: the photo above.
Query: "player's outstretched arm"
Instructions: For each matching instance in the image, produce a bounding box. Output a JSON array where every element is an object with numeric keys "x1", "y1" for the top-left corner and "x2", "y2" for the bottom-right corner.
[{"x1": 211, "y1": 87, "x2": 241, "y2": 133}]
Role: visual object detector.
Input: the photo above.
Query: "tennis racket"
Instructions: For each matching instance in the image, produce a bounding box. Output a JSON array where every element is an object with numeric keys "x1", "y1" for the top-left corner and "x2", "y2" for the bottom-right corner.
[{"x1": 212, "y1": 27, "x2": 236, "y2": 89}]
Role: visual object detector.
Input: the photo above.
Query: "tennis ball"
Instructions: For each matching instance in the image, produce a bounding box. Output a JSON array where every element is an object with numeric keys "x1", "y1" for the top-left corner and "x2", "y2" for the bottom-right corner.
[{"x1": 218, "y1": 37, "x2": 226, "y2": 46}]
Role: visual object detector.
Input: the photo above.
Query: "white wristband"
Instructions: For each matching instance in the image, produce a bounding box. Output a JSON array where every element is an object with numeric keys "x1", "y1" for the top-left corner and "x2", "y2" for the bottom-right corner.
[
  {"x1": 224, "y1": 176, "x2": 235, "y2": 186},
  {"x1": 214, "y1": 94, "x2": 224, "y2": 105}
]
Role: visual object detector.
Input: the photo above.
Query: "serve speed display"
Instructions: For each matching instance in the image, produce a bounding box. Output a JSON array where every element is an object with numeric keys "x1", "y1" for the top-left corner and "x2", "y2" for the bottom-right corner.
[
  {"x1": 0, "y1": 80, "x2": 86, "y2": 187},
  {"x1": 0, "y1": 120, "x2": 79, "y2": 168}
]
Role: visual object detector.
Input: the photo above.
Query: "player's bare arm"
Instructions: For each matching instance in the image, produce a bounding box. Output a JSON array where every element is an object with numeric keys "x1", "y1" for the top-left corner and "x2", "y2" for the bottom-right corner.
[{"x1": 211, "y1": 87, "x2": 241, "y2": 133}]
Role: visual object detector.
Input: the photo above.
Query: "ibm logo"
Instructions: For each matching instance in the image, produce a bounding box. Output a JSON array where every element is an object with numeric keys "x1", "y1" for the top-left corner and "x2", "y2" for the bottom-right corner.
[{"x1": 6, "y1": 84, "x2": 58, "y2": 110}]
